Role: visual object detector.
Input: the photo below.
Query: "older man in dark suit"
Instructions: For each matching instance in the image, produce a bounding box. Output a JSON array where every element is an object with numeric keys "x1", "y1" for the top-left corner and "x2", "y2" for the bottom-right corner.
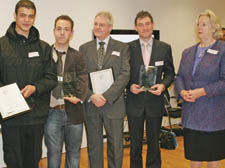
[
  {"x1": 44, "y1": 15, "x2": 88, "y2": 168},
  {"x1": 126, "y1": 11, "x2": 175, "y2": 168},
  {"x1": 79, "y1": 11, "x2": 130, "y2": 168}
]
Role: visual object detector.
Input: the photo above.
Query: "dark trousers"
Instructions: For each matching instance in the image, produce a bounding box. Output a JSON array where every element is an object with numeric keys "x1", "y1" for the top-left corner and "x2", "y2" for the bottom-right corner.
[
  {"x1": 1, "y1": 124, "x2": 44, "y2": 168},
  {"x1": 128, "y1": 115, "x2": 162, "y2": 168}
]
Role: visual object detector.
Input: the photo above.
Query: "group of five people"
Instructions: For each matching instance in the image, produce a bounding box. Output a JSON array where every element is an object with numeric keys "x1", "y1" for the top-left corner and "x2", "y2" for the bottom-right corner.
[{"x1": 0, "y1": 0, "x2": 224, "y2": 168}]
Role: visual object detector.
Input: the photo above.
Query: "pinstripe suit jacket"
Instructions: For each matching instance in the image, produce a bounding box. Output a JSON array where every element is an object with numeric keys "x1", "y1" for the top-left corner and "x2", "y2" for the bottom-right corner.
[{"x1": 79, "y1": 37, "x2": 130, "y2": 119}]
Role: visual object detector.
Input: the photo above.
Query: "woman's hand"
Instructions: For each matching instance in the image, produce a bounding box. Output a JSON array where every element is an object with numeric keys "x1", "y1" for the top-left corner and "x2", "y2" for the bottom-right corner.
[{"x1": 180, "y1": 88, "x2": 206, "y2": 102}]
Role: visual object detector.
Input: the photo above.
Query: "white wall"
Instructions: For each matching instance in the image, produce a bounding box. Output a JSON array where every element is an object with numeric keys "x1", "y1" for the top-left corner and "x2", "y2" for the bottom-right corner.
[
  {"x1": 0, "y1": 0, "x2": 224, "y2": 166},
  {"x1": 0, "y1": 0, "x2": 225, "y2": 70}
]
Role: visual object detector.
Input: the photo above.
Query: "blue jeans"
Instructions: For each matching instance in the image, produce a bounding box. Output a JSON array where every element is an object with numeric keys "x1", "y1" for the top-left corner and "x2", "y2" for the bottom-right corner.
[{"x1": 44, "y1": 109, "x2": 83, "y2": 168}]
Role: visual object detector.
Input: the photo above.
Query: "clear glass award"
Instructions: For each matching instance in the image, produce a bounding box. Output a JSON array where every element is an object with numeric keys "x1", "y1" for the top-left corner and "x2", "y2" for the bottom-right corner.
[
  {"x1": 139, "y1": 65, "x2": 157, "y2": 90},
  {"x1": 62, "y1": 72, "x2": 76, "y2": 98}
]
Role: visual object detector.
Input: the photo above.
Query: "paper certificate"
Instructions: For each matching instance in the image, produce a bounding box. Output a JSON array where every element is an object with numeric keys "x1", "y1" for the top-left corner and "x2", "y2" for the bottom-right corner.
[
  {"x1": 90, "y1": 68, "x2": 114, "y2": 94},
  {"x1": 0, "y1": 83, "x2": 30, "y2": 119}
]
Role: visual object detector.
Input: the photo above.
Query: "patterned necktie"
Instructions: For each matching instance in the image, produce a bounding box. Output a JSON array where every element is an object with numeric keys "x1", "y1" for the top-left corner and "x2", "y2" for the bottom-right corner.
[
  {"x1": 52, "y1": 50, "x2": 65, "y2": 99},
  {"x1": 143, "y1": 42, "x2": 150, "y2": 66},
  {"x1": 97, "y1": 41, "x2": 105, "y2": 70}
]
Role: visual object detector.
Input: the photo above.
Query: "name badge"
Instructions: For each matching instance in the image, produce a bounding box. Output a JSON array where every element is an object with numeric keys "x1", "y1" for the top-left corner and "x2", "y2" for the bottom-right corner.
[
  {"x1": 28, "y1": 52, "x2": 39, "y2": 58},
  {"x1": 155, "y1": 61, "x2": 164, "y2": 66},
  {"x1": 112, "y1": 51, "x2": 120, "y2": 57},
  {"x1": 207, "y1": 49, "x2": 218, "y2": 55},
  {"x1": 58, "y1": 76, "x2": 63, "y2": 82}
]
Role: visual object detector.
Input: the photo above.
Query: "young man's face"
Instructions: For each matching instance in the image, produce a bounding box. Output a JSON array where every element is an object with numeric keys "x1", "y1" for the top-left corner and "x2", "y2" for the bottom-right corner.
[
  {"x1": 14, "y1": 7, "x2": 35, "y2": 36},
  {"x1": 93, "y1": 16, "x2": 112, "y2": 41},
  {"x1": 54, "y1": 19, "x2": 73, "y2": 46},
  {"x1": 135, "y1": 16, "x2": 154, "y2": 41}
]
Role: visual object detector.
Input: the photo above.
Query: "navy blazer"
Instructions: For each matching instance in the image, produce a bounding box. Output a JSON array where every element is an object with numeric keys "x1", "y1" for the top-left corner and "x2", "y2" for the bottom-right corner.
[{"x1": 175, "y1": 40, "x2": 225, "y2": 131}]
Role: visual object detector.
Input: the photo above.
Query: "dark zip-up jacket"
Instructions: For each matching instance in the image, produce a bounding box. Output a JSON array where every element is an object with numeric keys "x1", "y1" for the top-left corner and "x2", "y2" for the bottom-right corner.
[{"x1": 0, "y1": 22, "x2": 57, "y2": 126}]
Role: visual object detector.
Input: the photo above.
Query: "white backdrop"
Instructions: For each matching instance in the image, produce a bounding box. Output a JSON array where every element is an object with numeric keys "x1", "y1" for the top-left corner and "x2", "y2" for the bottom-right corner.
[
  {"x1": 0, "y1": 0, "x2": 225, "y2": 166},
  {"x1": 0, "y1": 0, "x2": 224, "y2": 70}
]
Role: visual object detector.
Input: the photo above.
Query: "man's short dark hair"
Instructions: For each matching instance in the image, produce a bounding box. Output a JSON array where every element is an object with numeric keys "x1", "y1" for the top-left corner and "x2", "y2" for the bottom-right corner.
[
  {"x1": 135, "y1": 11, "x2": 154, "y2": 25},
  {"x1": 15, "y1": 0, "x2": 36, "y2": 15},
  {"x1": 54, "y1": 15, "x2": 74, "y2": 30}
]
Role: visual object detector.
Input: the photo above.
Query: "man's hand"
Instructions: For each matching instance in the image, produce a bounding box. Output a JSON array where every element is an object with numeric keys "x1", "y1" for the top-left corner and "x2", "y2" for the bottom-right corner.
[
  {"x1": 130, "y1": 84, "x2": 144, "y2": 94},
  {"x1": 64, "y1": 96, "x2": 81, "y2": 104},
  {"x1": 90, "y1": 94, "x2": 106, "y2": 107},
  {"x1": 148, "y1": 84, "x2": 165, "y2": 96},
  {"x1": 21, "y1": 85, "x2": 36, "y2": 98}
]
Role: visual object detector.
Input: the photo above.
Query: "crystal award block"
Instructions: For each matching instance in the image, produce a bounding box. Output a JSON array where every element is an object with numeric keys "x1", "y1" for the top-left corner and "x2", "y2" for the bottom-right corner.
[
  {"x1": 139, "y1": 65, "x2": 157, "y2": 90},
  {"x1": 63, "y1": 72, "x2": 76, "y2": 97}
]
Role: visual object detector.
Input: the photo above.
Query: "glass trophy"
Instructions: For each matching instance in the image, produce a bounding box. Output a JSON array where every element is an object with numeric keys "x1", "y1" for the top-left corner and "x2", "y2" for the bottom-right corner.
[
  {"x1": 62, "y1": 72, "x2": 76, "y2": 98},
  {"x1": 139, "y1": 65, "x2": 157, "y2": 91}
]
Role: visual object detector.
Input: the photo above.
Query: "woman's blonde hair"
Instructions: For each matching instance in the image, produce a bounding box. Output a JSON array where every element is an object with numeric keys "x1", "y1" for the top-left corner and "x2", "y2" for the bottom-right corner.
[{"x1": 198, "y1": 9, "x2": 223, "y2": 40}]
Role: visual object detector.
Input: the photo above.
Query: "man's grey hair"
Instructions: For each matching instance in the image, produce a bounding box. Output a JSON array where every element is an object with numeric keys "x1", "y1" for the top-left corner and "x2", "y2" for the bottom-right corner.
[{"x1": 95, "y1": 11, "x2": 114, "y2": 25}]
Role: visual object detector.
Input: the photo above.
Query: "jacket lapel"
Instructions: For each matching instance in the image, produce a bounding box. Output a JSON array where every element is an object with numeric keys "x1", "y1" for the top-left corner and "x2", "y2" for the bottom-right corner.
[
  {"x1": 189, "y1": 44, "x2": 198, "y2": 78},
  {"x1": 134, "y1": 39, "x2": 144, "y2": 66},
  {"x1": 193, "y1": 41, "x2": 219, "y2": 78},
  {"x1": 103, "y1": 37, "x2": 113, "y2": 66},
  {"x1": 150, "y1": 39, "x2": 158, "y2": 66},
  {"x1": 64, "y1": 47, "x2": 72, "y2": 72},
  {"x1": 90, "y1": 40, "x2": 98, "y2": 67}
]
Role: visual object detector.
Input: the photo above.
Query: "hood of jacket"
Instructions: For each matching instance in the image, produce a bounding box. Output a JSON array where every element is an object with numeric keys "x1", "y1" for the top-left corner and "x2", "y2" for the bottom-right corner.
[{"x1": 6, "y1": 22, "x2": 40, "y2": 43}]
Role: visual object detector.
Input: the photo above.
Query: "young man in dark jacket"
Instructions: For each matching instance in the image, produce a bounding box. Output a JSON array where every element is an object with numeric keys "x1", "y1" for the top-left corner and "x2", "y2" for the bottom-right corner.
[{"x1": 0, "y1": 0, "x2": 57, "y2": 168}]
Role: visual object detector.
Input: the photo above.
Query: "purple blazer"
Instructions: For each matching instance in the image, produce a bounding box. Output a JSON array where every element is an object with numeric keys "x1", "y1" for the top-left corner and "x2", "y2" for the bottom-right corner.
[{"x1": 175, "y1": 40, "x2": 225, "y2": 132}]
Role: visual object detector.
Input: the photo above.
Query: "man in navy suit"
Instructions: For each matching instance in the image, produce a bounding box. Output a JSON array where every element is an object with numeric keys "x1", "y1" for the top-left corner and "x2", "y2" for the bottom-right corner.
[{"x1": 126, "y1": 11, "x2": 175, "y2": 168}]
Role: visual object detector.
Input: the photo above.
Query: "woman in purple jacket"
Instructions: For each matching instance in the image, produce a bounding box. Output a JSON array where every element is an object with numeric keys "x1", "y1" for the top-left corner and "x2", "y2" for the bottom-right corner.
[{"x1": 175, "y1": 9, "x2": 225, "y2": 168}]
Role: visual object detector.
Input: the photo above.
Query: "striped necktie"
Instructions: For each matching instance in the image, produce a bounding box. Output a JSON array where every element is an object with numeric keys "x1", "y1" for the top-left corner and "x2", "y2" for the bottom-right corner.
[{"x1": 97, "y1": 41, "x2": 105, "y2": 70}]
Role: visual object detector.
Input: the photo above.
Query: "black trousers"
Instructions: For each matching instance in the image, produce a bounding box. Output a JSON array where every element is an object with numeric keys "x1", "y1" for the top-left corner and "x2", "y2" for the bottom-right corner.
[
  {"x1": 1, "y1": 124, "x2": 44, "y2": 168},
  {"x1": 128, "y1": 115, "x2": 162, "y2": 168}
]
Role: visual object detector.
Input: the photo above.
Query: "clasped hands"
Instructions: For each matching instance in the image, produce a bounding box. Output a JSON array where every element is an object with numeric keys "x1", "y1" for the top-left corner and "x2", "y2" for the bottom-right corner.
[
  {"x1": 180, "y1": 88, "x2": 206, "y2": 102},
  {"x1": 90, "y1": 94, "x2": 106, "y2": 107},
  {"x1": 130, "y1": 83, "x2": 165, "y2": 96}
]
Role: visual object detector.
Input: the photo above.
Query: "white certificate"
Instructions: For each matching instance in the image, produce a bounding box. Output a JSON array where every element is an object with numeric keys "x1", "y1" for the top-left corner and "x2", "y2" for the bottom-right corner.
[
  {"x1": 0, "y1": 83, "x2": 30, "y2": 119},
  {"x1": 90, "y1": 68, "x2": 114, "y2": 94}
]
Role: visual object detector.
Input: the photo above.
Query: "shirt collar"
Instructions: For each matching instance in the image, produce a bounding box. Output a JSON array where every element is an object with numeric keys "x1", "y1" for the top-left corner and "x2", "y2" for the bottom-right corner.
[
  {"x1": 53, "y1": 44, "x2": 68, "y2": 54},
  {"x1": 97, "y1": 36, "x2": 110, "y2": 46},
  {"x1": 139, "y1": 38, "x2": 153, "y2": 47}
]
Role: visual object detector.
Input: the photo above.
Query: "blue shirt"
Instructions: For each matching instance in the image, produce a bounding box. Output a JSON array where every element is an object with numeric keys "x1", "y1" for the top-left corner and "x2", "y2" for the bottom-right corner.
[{"x1": 192, "y1": 43, "x2": 214, "y2": 76}]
